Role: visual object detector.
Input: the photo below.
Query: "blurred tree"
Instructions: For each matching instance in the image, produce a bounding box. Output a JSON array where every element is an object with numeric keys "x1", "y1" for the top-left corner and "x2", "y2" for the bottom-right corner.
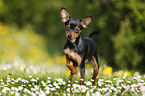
[
  {"x1": 112, "y1": 0, "x2": 145, "y2": 73},
  {"x1": 0, "y1": 0, "x2": 64, "y2": 54},
  {"x1": 113, "y1": 17, "x2": 145, "y2": 72}
]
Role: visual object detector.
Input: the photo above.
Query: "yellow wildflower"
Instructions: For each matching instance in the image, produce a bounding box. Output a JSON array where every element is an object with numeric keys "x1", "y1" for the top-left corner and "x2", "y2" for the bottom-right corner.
[
  {"x1": 41, "y1": 81, "x2": 44, "y2": 84},
  {"x1": 66, "y1": 69, "x2": 71, "y2": 75},
  {"x1": 103, "y1": 67, "x2": 112, "y2": 75},
  {"x1": 116, "y1": 72, "x2": 121, "y2": 77},
  {"x1": 90, "y1": 89, "x2": 93, "y2": 93},
  {"x1": 124, "y1": 71, "x2": 131, "y2": 76}
]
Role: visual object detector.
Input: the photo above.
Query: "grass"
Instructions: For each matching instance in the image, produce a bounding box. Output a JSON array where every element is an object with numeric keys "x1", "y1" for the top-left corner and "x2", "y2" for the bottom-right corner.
[
  {"x1": 0, "y1": 60, "x2": 145, "y2": 96},
  {"x1": 0, "y1": 23, "x2": 145, "y2": 95}
]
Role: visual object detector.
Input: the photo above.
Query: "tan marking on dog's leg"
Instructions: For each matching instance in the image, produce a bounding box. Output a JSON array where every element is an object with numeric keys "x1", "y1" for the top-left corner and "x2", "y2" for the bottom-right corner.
[
  {"x1": 66, "y1": 56, "x2": 76, "y2": 81},
  {"x1": 91, "y1": 56, "x2": 99, "y2": 85}
]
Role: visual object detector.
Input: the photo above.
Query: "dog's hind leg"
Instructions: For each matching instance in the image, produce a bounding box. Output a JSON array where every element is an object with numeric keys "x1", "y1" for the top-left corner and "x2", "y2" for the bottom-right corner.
[{"x1": 90, "y1": 52, "x2": 99, "y2": 85}]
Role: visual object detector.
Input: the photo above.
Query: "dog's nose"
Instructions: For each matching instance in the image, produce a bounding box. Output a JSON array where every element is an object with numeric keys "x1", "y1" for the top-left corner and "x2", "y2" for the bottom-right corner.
[{"x1": 68, "y1": 34, "x2": 72, "y2": 39}]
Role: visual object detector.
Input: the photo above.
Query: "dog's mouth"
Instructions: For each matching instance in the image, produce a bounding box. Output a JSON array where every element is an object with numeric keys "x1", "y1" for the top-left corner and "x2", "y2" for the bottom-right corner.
[{"x1": 67, "y1": 38, "x2": 76, "y2": 42}]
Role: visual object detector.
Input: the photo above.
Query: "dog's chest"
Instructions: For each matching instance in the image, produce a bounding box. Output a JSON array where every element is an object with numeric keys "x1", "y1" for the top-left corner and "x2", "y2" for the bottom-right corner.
[{"x1": 64, "y1": 48, "x2": 82, "y2": 65}]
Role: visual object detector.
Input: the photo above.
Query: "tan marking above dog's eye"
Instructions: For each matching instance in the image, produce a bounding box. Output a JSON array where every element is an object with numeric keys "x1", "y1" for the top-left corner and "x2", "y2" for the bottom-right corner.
[
  {"x1": 68, "y1": 25, "x2": 70, "y2": 28},
  {"x1": 75, "y1": 26, "x2": 78, "y2": 30}
]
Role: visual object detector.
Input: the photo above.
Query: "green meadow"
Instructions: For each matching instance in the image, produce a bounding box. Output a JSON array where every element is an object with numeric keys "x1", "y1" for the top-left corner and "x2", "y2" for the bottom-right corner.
[{"x1": 0, "y1": 24, "x2": 145, "y2": 95}]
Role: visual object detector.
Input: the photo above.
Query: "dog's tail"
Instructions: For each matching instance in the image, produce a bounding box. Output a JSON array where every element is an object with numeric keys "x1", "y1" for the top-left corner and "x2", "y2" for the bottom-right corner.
[{"x1": 88, "y1": 31, "x2": 100, "y2": 38}]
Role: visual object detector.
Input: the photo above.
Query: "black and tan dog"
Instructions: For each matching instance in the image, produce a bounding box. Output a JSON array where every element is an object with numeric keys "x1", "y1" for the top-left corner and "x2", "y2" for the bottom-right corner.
[{"x1": 61, "y1": 7, "x2": 99, "y2": 85}]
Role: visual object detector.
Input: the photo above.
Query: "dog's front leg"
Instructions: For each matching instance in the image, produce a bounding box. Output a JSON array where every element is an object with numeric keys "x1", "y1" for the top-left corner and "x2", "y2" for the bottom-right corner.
[
  {"x1": 66, "y1": 55, "x2": 76, "y2": 81},
  {"x1": 79, "y1": 60, "x2": 85, "y2": 85}
]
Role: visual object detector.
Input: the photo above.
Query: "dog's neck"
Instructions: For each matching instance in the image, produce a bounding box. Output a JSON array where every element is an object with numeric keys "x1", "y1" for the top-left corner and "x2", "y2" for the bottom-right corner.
[{"x1": 67, "y1": 35, "x2": 83, "y2": 50}]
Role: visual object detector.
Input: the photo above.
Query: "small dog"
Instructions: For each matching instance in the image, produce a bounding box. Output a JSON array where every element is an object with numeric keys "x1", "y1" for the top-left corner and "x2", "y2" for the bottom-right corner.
[{"x1": 60, "y1": 7, "x2": 99, "y2": 85}]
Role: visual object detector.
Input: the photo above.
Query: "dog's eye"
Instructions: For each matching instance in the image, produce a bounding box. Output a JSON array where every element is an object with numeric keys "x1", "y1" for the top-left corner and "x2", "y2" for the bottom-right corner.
[
  {"x1": 65, "y1": 27, "x2": 69, "y2": 31},
  {"x1": 75, "y1": 26, "x2": 80, "y2": 33},
  {"x1": 65, "y1": 27, "x2": 70, "y2": 31},
  {"x1": 75, "y1": 27, "x2": 80, "y2": 33},
  {"x1": 75, "y1": 29, "x2": 79, "y2": 33},
  {"x1": 65, "y1": 25, "x2": 70, "y2": 31}
]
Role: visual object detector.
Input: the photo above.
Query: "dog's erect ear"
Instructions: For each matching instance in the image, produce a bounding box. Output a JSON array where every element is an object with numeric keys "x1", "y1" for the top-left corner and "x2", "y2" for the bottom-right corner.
[
  {"x1": 81, "y1": 16, "x2": 93, "y2": 28},
  {"x1": 61, "y1": 7, "x2": 70, "y2": 22}
]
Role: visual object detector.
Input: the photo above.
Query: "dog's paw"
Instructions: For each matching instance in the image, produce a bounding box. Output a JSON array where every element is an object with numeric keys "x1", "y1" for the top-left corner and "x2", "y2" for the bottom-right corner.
[
  {"x1": 80, "y1": 81, "x2": 84, "y2": 85},
  {"x1": 71, "y1": 69, "x2": 77, "y2": 75}
]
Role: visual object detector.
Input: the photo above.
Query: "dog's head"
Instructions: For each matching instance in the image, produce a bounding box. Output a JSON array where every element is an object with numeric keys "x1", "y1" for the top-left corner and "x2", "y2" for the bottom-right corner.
[{"x1": 61, "y1": 7, "x2": 92, "y2": 42}]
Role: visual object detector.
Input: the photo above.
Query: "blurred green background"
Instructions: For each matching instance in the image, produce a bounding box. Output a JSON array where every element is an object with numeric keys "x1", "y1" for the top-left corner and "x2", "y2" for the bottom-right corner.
[{"x1": 0, "y1": 0, "x2": 145, "y2": 73}]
